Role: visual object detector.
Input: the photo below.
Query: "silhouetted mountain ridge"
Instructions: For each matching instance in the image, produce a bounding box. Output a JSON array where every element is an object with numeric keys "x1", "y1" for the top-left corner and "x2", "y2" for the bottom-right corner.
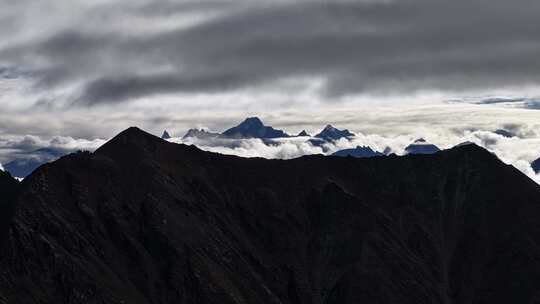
[{"x1": 1, "y1": 127, "x2": 540, "y2": 303}]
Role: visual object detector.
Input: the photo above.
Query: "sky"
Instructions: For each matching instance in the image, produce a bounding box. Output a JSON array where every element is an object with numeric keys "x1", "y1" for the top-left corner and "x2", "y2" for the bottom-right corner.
[{"x1": 1, "y1": 0, "x2": 540, "y2": 180}]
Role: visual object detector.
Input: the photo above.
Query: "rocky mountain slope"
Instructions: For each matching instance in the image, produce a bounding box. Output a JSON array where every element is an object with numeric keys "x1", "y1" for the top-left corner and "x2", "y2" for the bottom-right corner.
[{"x1": 1, "y1": 127, "x2": 540, "y2": 303}]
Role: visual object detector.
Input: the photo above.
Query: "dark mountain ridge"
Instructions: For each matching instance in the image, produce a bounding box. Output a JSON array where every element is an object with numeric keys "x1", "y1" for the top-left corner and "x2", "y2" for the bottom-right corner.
[{"x1": 1, "y1": 127, "x2": 540, "y2": 303}]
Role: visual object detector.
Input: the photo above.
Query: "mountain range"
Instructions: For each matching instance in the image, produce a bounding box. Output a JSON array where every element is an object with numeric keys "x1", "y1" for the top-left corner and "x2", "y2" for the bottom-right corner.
[
  {"x1": 180, "y1": 118, "x2": 351, "y2": 142},
  {"x1": 1, "y1": 127, "x2": 540, "y2": 303},
  {"x1": 4, "y1": 118, "x2": 540, "y2": 180}
]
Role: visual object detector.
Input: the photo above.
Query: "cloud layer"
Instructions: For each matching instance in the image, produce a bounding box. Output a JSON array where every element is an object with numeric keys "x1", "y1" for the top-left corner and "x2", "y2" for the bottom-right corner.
[
  {"x1": 171, "y1": 124, "x2": 540, "y2": 184},
  {"x1": 2, "y1": 0, "x2": 540, "y2": 108},
  {"x1": 0, "y1": 135, "x2": 105, "y2": 165}
]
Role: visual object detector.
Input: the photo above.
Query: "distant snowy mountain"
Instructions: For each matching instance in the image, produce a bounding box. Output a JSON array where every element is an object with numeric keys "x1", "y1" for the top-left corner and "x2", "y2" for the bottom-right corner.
[
  {"x1": 331, "y1": 146, "x2": 384, "y2": 158},
  {"x1": 314, "y1": 125, "x2": 355, "y2": 141},
  {"x1": 4, "y1": 147, "x2": 68, "y2": 178},
  {"x1": 532, "y1": 158, "x2": 540, "y2": 173},
  {"x1": 404, "y1": 138, "x2": 440, "y2": 155},
  {"x1": 297, "y1": 130, "x2": 310, "y2": 137},
  {"x1": 494, "y1": 129, "x2": 515, "y2": 138},
  {"x1": 161, "y1": 130, "x2": 172, "y2": 139},
  {"x1": 221, "y1": 117, "x2": 289, "y2": 139},
  {"x1": 383, "y1": 147, "x2": 393, "y2": 155},
  {"x1": 182, "y1": 129, "x2": 220, "y2": 140}
]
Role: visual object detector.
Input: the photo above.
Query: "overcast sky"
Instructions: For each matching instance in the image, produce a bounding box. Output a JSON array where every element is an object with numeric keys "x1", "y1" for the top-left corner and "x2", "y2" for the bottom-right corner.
[{"x1": 1, "y1": 0, "x2": 540, "y2": 179}]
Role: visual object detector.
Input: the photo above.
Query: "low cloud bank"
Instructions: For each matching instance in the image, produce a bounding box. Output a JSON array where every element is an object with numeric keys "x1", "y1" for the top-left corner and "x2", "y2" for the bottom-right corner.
[
  {"x1": 1, "y1": 125, "x2": 540, "y2": 184},
  {"x1": 171, "y1": 129, "x2": 540, "y2": 184}
]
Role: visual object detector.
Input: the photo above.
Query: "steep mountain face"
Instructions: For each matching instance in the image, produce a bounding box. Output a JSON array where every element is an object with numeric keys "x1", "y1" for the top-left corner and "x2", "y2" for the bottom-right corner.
[
  {"x1": 221, "y1": 117, "x2": 289, "y2": 138},
  {"x1": 182, "y1": 128, "x2": 220, "y2": 140},
  {"x1": 2, "y1": 127, "x2": 540, "y2": 304},
  {"x1": 405, "y1": 138, "x2": 441, "y2": 155},
  {"x1": 331, "y1": 146, "x2": 384, "y2": 158},
  {"x1": 4, "y1": 147, "x2": 68, "y2": 178},
  {"x1": 314, "y1": 125, "x2": 354, "y2": 141}
]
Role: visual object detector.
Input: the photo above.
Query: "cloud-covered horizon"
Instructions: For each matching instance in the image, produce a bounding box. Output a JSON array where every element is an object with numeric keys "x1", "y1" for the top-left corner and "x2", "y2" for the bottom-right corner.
[
  {"x1": 0, "y1": 135, "x2": 105, "y2": 165},
  {"x1": 3, "y1": 112, "x2": 540, "y2": 183},
  {"x1": 172, "y1": 127, "x2": 540, "y2": 183}
]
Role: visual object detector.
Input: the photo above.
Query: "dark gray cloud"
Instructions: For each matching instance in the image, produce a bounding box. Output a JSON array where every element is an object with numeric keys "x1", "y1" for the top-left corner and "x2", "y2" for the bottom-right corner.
[
  {"x1": 78, "y1": 73, "x2": 254, "y2": 104},
  {"x1": 2, "y1": 0, "x2": 540, "y2": 105}
]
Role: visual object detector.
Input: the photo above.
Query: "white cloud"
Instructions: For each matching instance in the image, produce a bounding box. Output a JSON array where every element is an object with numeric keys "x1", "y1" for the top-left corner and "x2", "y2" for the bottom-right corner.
[
  {"x1": 171, "y1": 136, "x2": 325, "y2": 159},
  {"x1": 1, "y1": 101, "x2": 540, "y2": 184}
]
